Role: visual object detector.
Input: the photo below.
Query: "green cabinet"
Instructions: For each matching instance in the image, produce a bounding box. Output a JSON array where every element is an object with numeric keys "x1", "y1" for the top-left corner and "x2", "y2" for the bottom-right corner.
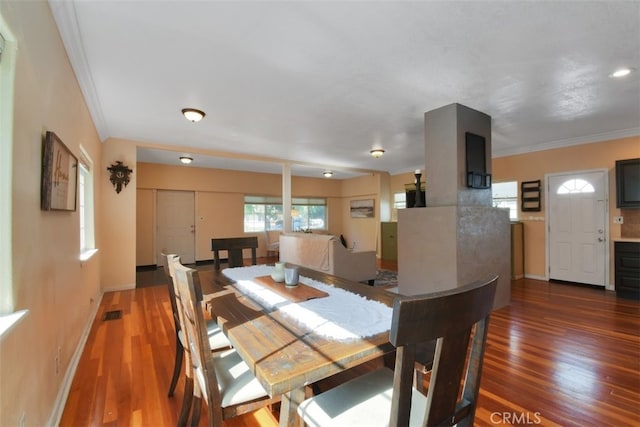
[{"x1": 381, "y1": 222, "x2": 398, "y2": 261}]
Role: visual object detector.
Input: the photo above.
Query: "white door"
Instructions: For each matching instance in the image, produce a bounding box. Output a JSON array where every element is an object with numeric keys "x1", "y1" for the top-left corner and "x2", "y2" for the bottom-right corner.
[
  {"x1": 156, "y1": 190, "x2": 196, "y2": 264},
  {"x1": 547, "y1": 170, "x2": 608, "y2": 286}
]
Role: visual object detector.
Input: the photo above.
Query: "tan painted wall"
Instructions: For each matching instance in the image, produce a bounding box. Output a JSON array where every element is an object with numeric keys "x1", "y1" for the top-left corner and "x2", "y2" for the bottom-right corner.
[
  {"x1": 0, "y1": 2, "x2": 102, "y2": 425},
  {"x1": 136, "y1": 188, "x2": 155, "y2": 265},
  {"x1": 493, "y1": 136, "x2": 640, "y2": 282},
  {"x1": 4, "y1": 7, "x2": 636, "y2": 426},
  {"x1": 340, "y1": 174, "x2": 381, "y2": 252},
  {"x1": 135, "y1": 162, "x2": 355, "y2": 263},
  {"x1": 388, "y1": 138, "x2": 640, "y2": 283},
  {"x1": 100, "y1": 138, "x2": 137, "y2": 290}
]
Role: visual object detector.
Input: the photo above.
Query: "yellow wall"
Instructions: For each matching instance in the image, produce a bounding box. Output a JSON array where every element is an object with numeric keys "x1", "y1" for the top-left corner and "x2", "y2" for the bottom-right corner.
[
  {"x1": 0, "y1": 2, "x2": 102, "y2": 425},
  {"x1": 4, "y1": 4, "x2": 638, "y2": 425},
  {"x1": 135, "y1": 162, "x2": 377, "y2": 264},
  {"x1": 136, "y1": 138, "x2": 640, "y2": 275},
  {"x1": 340, "y1": 174, "x2": 384, "y2": 251},
  {"x1": 101, "y1": 138, "x2": 137, "y2": 290},
  {"x1": 493, "y1": 136, "x2": 640, "y2": 281},
  {"x1": 136, "y1": 188, "x2": 155, "y2": 265}
]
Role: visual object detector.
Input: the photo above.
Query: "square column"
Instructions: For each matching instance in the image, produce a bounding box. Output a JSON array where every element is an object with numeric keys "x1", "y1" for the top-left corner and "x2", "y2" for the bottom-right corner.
[{"x1": 398, "y1": 103, "x2": 510, "y2": 309}]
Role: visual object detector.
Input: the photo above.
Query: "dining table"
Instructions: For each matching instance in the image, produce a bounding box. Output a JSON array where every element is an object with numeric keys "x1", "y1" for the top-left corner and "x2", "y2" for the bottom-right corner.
[{"x1": 200, "y1": 264, "x2": 397, "y2": 427}]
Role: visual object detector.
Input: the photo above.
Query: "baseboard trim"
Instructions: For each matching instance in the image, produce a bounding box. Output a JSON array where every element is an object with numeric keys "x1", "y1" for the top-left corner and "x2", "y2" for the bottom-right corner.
[
  {"x1": 524, "y1": 274, "x2": 547, "y2": 281},
  {"x1": 102, "y1": 283, "x2": 136, "y2": 292},
  {"x1": 48, "y1": 289, "x2": 104, "y2": 426}
]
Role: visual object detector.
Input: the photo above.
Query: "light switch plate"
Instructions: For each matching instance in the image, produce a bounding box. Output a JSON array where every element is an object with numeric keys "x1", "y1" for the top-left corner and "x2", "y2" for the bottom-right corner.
[{"x1": 613, "y1": 216, "x2": 624, "y2": 224}]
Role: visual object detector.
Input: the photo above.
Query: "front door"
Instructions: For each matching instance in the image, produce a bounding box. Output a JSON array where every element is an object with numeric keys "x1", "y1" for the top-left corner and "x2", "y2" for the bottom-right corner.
[
  {"x1": 547, "y1": 170, "x2": 608, "y2": 286},
  {"x1": 156, "y1": 190, "x2": 196, "y2": 264}
]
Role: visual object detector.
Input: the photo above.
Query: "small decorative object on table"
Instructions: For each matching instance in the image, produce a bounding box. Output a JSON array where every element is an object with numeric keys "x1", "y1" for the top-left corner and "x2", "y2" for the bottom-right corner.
[
  {"x1": 284, "y1": 266, "x2": 299, "y2": 287},
  {"x1": 270, "y1": 262, "x2": 285, "y2": 282}
]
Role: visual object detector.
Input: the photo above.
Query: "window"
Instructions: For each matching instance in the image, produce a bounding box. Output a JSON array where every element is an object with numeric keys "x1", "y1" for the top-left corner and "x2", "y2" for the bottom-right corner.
[
  {"x1": 492, "y1": 181, "x2": 518, "y2": 220},
  {"x1": 0, "y1": 17, "x2": 26, "y2": 332},
  {"x1": 244, "y1": 196, "x2": 327, "y2": 232},
  {"x1": 393, "y1": 192, "x2": 406, "y2": 209},
  {"x1": 556, "y1": 179, "x2": 595, "y2": 194},
  {"x1": 0, "y1": 21, "x2": 15, "y2": 315},
  {"x1": 78, "y1": 147, "x2": 96, "y2": 260}
]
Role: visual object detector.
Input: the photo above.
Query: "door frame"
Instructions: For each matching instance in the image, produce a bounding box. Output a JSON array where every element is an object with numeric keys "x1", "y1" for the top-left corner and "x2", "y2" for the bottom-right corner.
[{"x1": 544, "y1": 168, "x2": 610, "y2": 289}]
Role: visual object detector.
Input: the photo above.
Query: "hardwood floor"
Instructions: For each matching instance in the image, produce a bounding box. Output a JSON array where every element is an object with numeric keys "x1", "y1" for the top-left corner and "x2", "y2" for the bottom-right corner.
[{"x1": 60, "y1": 262, "x2": 639, "y2": 426}]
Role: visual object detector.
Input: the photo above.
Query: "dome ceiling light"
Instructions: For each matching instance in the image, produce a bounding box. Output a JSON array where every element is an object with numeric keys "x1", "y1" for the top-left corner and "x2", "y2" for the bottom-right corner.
[
  {"x1": 181, "y1": 108, "x2": 206, "y2": 122},
  {"x1": 179, "y1": 156, "x2": 193, "y2": 164},
  {"x1": 370, "y1": 148, "x2": 385, "y2": 158}
]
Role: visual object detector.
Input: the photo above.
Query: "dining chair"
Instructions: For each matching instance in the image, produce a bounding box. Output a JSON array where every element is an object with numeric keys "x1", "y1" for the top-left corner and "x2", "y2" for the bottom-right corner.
[
  {"x1": 172, "y1": 259, "x2": 280, "y2": 427},
  {"x1": 161, "y1": 254, "x2": 232, "y2": 424},
  {"x1": 297, "y1": 276, "x2": 498, "y2": 427},
  {"x1": 210, "y1": 236, "x2": 258, "y2": 270}
]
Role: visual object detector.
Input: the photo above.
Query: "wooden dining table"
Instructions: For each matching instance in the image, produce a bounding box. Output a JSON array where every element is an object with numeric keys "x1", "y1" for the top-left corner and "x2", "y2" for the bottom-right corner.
[{"x1": 200, "y1": 265, "x2": 397, "y2": 427}]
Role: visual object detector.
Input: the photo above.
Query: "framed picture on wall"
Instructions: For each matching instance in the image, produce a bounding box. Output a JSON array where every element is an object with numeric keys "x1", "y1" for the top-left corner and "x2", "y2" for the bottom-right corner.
[
  {"x1": 41, "y1": 131, "x2": 78, "y2": 211},
  {"x1": 350, "y1": 199, "x2": 375, "y2": 218}
]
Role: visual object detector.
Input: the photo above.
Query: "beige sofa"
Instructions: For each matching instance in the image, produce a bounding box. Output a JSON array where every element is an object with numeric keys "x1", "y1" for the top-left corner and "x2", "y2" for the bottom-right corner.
[{"x1": 279, "y1": 233, "x2": 377, "y2": 283}]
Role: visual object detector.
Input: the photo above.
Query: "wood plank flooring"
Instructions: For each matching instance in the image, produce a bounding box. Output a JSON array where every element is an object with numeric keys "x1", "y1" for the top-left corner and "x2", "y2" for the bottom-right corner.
[{"x1": 60, "y1": 263, "x2": 639, "y2": 426}]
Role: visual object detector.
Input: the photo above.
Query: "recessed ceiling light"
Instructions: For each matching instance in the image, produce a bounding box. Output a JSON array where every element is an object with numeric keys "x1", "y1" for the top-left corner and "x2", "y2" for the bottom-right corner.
[
  {"x1": 610, "y1": 67, "x2": 634, "y2": 78},
  {"x1": 181, "y1": 108, "x2": 205, "y2": 122},
  {"x1": 370, "y1": 148, "x2": 385, "y2": 158},
  {"x1": 179, "y1": 156, "x2": 193, "y2": 164},
  {"x1": 323, "y1": 171, "x2": 333, "y2": 178}
]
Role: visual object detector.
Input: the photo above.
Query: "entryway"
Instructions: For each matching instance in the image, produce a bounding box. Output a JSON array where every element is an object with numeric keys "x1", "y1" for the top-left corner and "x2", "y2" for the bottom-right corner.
[{"x1": 547, "y1": 169, "x2": 608, "y2": 286}]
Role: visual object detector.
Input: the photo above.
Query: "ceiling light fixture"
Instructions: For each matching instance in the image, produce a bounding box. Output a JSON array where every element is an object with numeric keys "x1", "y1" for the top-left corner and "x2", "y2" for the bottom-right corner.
[
  {"x1": 323, "y1": 171, "x2": 333, "y2": 178},
  {"x1": 181, "y1": 108, "x2": 206, "y2": 122},
  {"x1": 610, "y1": 67, "x2": 634, "y2": 78},
  {"x1": 179, "y1": 156, "x2": 193, "y2": 164},
  {"x1": 370, "y1": 148, "x2": 385, "y2": 158}
]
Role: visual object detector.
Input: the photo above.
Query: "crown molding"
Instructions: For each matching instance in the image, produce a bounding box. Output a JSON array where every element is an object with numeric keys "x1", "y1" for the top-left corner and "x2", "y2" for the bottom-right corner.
[
  {"x1": 492, "y1": 128, "x2": 640, "y2": 158},
  {"x1": 49, "y1": 0, "x2": 109, "y2": 141}
]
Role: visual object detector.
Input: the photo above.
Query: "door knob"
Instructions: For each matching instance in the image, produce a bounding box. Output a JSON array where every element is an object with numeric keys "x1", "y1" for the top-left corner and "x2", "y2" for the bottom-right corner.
[{"x1": 597, "y1": 237, "x2": 604, "y2": 242}]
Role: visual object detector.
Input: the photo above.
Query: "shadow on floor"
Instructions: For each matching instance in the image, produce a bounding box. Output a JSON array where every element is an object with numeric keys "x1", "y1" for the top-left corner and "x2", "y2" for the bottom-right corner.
[{"x1": 136, "y1": 262, "x2": 218, "y2": 288}]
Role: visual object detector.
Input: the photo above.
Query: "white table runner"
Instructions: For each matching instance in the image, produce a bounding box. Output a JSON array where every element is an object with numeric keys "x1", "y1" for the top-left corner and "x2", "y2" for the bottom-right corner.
[{"x1": 221, "y1": 265, "x2": 392, "y2": 341}]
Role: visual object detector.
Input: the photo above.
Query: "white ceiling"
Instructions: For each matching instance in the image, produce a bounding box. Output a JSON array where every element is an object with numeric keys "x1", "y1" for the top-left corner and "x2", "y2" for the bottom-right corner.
[{"x1": 50, "y1": 0, "x2": 640, "y2": 178}]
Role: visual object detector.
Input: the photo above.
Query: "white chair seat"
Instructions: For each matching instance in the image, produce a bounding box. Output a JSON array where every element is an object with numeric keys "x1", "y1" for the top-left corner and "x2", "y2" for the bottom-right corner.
[
  {"x1": 178, "y1": 319, "x2": 231, "y2": 351},
  {"x1": 194, "y1": 348, "x2": 270, "y2": 408},
  {"x1": 297, "y1": 368, "x2": 428, "y2": 427}
]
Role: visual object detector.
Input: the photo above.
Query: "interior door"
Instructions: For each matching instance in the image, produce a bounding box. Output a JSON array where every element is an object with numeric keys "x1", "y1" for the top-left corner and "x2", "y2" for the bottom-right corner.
[
  {"x1": 156, "y1": 190, "x2": 196, "y2": 264},
  {"x1": 547, "y1": 170, "x2": 607, "y2": 286}
]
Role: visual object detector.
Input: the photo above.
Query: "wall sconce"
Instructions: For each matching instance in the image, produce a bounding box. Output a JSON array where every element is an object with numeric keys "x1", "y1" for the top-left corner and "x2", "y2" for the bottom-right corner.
[
  {"x1": 107, "y1": 161, "x2": 133, "y2": 194},
  {"x1": 323, "y1": 171, "x2": 333, "y2": 178},
  {"x1": 180, "y1": 156, "x2": 193, "y2": 164},
  {"x1": 370, "y1": 149, "x2": 385, "y2": 158},
  {"x1": 181, "y1": 108, "x2": 205, "y2": 122}
]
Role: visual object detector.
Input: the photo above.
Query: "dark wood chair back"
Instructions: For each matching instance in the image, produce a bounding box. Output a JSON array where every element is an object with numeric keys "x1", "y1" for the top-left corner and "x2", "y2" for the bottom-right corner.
[
  {"x1": 389, "y1": 276, "x2": 498, "y2": 426},
  {"x1": 160, "y1": 253, "x2": 181, "y2": 336},
  {"x1": 173, "y1": 260, "x2": 279, "y2": 426},
  {"x1": 163, "y1": 253, "x2": 198, "y2": 424},
  {"x1": 211, "y1": 237, "x2": 258, "y2": 269}
]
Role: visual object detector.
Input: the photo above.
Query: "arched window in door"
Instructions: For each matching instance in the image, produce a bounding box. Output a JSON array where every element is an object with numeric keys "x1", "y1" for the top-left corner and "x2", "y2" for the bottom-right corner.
[{"x1": 556, "y1": 178, "x2": 595, "y2": 194}]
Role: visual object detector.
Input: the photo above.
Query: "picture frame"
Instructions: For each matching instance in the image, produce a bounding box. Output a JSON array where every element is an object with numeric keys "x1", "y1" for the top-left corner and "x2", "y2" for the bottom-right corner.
[
  {"x1": 350, "y1": 199, "x2": 375, "y2": 218},
  {"x1": 41, "y1": 131, "x2": 78, "y2": 211}
]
